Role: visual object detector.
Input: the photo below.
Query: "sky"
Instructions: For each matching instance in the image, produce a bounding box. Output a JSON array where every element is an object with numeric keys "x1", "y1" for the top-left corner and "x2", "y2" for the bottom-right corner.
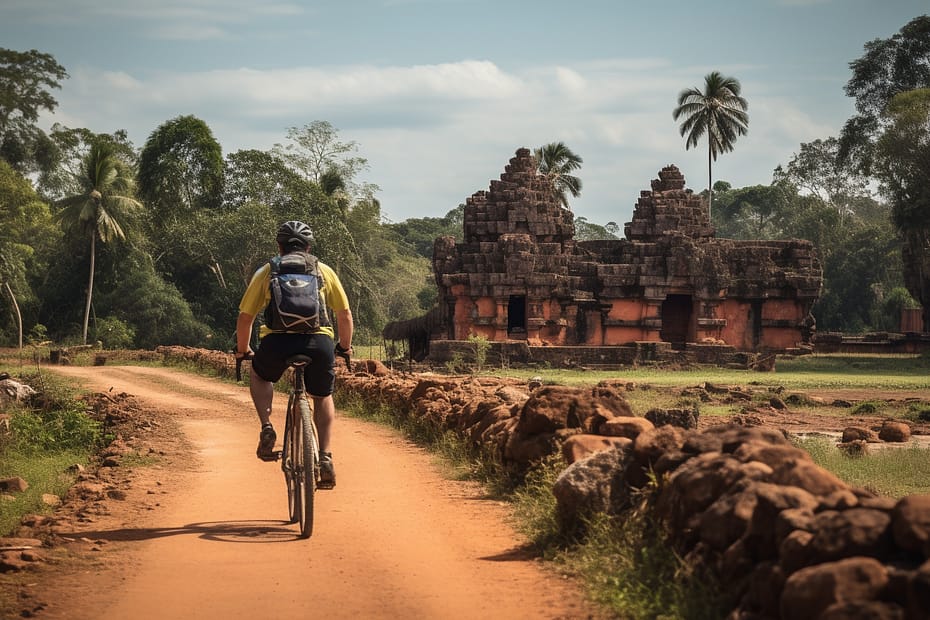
[{"x1": 1, "y1": 0, "x2": 927, "y2": 227}]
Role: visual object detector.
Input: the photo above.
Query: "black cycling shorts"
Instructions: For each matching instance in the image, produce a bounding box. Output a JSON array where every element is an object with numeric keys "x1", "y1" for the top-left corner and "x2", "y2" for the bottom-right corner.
[{"x1": 252, "y1": 332, "x2": 335, "y2": 397}]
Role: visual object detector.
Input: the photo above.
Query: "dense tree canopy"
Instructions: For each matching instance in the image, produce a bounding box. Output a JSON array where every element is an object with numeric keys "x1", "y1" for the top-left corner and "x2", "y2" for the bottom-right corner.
[
  {"x1": 138, "y1": 114, "x2": 225, "y2": 221},
  {"x1": 838, "y1": 15, "x2": 930, "y2": 174},
  {"x1": 0, "y1": 48, "x2": 68, "y2": 177},
  {"x1": 873, "y1": 88, "x2": 930, "y2": 328},
  {"x1": 772, "y1": 137, "x2": 872, "y2": 219},
  {"x1": 385, "y1": 206, "x2": 464, "y2": 259},
  {"x1": 0, "y1": 159, "x2": 58, "y2": 344}
]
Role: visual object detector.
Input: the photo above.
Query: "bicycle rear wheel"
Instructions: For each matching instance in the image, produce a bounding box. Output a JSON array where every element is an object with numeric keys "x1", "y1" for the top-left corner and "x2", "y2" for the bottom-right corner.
[{"x1": 296, "y1": 397, "x2": 318, "y2": 539}]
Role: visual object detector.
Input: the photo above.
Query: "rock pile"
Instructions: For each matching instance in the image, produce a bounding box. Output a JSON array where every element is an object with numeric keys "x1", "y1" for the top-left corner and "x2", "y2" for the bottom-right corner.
[
  {"x1": 555, "y1": 424, "x2": 930, "y2": 618},
  {"x1": 335, "y1": 364, "x2": 930, "y2": 618}
]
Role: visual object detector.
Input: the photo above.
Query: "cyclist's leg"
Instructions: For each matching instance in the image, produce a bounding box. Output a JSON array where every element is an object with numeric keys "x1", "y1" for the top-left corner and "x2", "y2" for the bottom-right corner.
[
  {"x1": 304, "y1": 334, "x2": 337, "y2": 485},
  {"x1": 302, "y1": 334, "x2": 336, "y2": 449},
  {"x1": 310, "y1": 394, "x2": 335, "y2": 454},
  {"x1": 250, "y1": 334, "x2": 290, "y2": 459},
  {"x1": 249, "y1": 366, "x2": 274, "y2": 424},
  {"x1": 311, "y1": 394, "x2": 336, "y2": 486}
]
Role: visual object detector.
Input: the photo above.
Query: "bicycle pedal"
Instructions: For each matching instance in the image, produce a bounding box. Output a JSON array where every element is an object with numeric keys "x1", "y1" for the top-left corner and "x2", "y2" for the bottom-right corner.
[
  {"x1": 258, "y1": 450, "x2": 281, "y2": 462},
  {"x1": 317, "y1": 480, "x2": 335, "y2": 490}
]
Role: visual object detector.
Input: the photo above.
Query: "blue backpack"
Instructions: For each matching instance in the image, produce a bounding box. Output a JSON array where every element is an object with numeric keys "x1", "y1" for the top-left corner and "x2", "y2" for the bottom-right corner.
[{"x1": 264, "y1": 252, "x2": 327, "y2": 332}]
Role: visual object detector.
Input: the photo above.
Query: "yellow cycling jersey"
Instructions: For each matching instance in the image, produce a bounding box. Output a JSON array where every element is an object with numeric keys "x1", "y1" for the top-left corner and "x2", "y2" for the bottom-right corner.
[{"x1": 239, "y1": 259, "x2": 349, "y2": 339}]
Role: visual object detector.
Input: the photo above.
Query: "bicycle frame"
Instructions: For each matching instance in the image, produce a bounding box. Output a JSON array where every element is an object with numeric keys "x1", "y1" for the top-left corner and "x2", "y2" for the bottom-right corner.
[{"x1": 281, "y1": 355, "x2": 319, "y2": 539}]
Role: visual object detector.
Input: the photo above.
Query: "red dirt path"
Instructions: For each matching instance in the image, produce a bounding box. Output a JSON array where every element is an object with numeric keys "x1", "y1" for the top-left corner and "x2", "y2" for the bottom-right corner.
[{"x1": 9, "y1": 365, "x2": 603, "y2": 620}]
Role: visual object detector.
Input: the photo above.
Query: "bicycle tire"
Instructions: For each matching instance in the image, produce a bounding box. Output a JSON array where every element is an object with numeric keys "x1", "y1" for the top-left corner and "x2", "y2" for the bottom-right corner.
[
  {"x1": 296, "y1": 396, "x2": 318, "y2": 538},
  {"x1": 282, "y1": 394, "x2": 300, "y2": 524}
]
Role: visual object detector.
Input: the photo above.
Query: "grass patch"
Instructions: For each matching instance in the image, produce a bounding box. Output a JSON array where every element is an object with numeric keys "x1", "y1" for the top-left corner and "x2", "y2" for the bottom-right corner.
[
  {"x1": 0, "y1": 450, "x2": 85, "y2": 536},
  {"x1": 905, "y1": 401, "x2": 930, "y2": 423},
  {"x1": 118, "y1": 451, "x2": 163, "y2": 468},
  {"x1": 559, "y1": 511, "x2": 729, "y2": 620},
  {"x1": 794, "y1": 436, "x2": 930, "y2": 497},
  {"x1": 481, "y1": 354, "x2": 930, "y2": 392},
  {"x1": 0, "y1": 368, "x2": 104, "y2": 536}
]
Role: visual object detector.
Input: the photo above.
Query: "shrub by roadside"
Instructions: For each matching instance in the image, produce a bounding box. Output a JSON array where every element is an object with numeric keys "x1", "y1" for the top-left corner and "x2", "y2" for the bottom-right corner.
[{"x1": 0, "y1": 371, "x2": 107, "y2": 536}]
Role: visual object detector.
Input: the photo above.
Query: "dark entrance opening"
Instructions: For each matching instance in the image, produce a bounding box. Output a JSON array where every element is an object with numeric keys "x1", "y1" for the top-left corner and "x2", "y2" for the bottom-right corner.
[
  {"x1": 750, "y1": 300, "x2": 763, "y2": 350},
  {"x1": 508, "y1": 295, "x2": 526, "y2": 337},
  {"x1": 660, "y1": 294, "x2": 693, "y2": 348},
  {"x1": 447, "y1": 302, "x2": 456, "y2": 340}
]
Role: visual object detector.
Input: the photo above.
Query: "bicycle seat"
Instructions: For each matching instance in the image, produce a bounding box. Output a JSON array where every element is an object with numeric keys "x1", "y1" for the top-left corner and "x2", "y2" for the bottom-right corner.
[{"x1": 285, "y1": 354, "x2": 313, "y2": 367}]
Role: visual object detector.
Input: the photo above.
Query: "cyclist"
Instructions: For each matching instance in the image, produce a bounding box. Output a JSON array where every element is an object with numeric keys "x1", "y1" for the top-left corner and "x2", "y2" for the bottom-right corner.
[{"x1": 235, "y1": 220, "x2": 353, "y2": 487}]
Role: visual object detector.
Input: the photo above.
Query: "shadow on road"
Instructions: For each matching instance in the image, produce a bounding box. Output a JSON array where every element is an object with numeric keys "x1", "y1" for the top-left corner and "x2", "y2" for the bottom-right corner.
[
  {"x1": 479, "y1": 544, "x2": 540, "y2": 562},
  {"x1": 64, "y1": 520, "x2": 304, "y2": 544}
]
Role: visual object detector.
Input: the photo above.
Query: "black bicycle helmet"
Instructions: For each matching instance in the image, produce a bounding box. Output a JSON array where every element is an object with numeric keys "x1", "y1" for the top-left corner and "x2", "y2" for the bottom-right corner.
[{"x1": 276, "y1": 220, "x2": 314, "y2": 249}]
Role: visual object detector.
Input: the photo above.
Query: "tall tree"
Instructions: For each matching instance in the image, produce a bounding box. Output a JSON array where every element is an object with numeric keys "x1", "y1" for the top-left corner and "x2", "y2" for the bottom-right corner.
[
  {"x1": 272, "y1": 121, "x2": 379, "y2": 200},
  {"x1": 533, "y1": 142, "x2": 583, "y2": 209},
  {"x1": 137, "y1": 115, "x2": 226, "y2": 328},
  {"x1": 773, "y1": 137, "x2": 873, "y2": 219},
  {"x1": 39, "y1": 125, "x2": 137, "y2": 202},
  {"x1": 137, "y1": 114, "x2": 224, "y2": 224},
  {"x1": 55, "y1": 142, "x2": 141, "y2": 344},
  {"x1": 838, "y1": 15, "x2": 930, "y2": 174},
  {"x1": 0, "y1": 48, "x2": 68, "y2": 176},
  {"x1": 223, "y1": 148, "x2": 303, "y2": 213},
  {"x1": 0, "y1": 159, "x2": 58, "y2": 345},
  {"x1": 673, "y1": 71, "x2": 749, "y2": 217},
  {"x1": 873, "y1": 88, "x2": 930, "y2": 330}
]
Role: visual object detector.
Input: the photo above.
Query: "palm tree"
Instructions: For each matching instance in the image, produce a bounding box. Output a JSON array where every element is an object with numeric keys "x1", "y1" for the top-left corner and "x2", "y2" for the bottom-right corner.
[
  {"x1": 56, "y1": 142, "x2": 141, "y2": 344},
  {"x1": 533, "y1": 142, "x2": 583, "y2": 209},
  {"x1": 673, "y1": 71, "x2": 749, "y2": 218}
]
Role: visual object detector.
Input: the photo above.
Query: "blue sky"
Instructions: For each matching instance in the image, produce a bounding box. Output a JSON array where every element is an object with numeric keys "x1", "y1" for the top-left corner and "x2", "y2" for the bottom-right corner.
[{"x1": 1, "y1": 0, "x2": 927, "y2": 227}]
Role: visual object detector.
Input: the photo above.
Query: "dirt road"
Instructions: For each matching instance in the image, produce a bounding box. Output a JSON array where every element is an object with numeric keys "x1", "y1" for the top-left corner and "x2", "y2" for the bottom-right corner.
[{"x1": 30, "y1": 365, "x2": 599, "y2": 620}]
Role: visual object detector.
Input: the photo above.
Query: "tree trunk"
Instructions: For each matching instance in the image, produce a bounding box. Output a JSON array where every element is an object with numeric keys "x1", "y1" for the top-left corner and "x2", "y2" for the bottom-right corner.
[
  {"x1": 83, "y1": 232, "x2": 96, "y2": 345},
  {"x1": 3, "y1": 282, "x2": 22, "y2": 349},
  {"x1": 901, "y1": 229, "x2": 930, "y2": 332},
  {"x1": 707, "y1": 146, "x2": 713, "y2": 222}
]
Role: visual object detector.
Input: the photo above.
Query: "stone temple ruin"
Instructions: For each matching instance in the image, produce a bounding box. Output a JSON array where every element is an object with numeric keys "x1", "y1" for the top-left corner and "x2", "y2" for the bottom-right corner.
[{"x1": 384, "y1": 148, "x2": 823, "y2": 367}]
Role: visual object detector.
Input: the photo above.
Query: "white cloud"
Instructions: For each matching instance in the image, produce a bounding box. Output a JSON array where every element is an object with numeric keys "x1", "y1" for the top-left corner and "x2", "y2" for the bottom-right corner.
[{"x1": 44, "y1": 56, "x2": 833, "y2": 226}]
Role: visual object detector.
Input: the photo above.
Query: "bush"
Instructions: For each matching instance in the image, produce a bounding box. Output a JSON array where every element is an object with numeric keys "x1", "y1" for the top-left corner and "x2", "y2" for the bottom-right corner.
[
  {"x1": 27, "y1": 323, "x2": 48, "y2": 345},
  {"x1": 468, "y1": 334, "x2": 491, "y2": 371},
  {"x1": 10, "y1": 403, "x2": 103, "y2": 454},
  {"x1": 3, "y1": 372, "x2": 105, "y2": 454},
  {"x1": 875, "y1": 286, "x2": 920, "y2": 332},
  {"x1": 93, "y1": 316, "x2": 136, "y2": 350}
]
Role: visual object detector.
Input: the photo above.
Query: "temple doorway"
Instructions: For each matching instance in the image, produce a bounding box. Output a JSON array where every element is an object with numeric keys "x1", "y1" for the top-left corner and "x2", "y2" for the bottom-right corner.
[
  {"x1": 508, "y1": 295, "x2": 526, "y2": 337},
  {"x1": 660, "y1": 294, "x2": 693, "y2": 347}
]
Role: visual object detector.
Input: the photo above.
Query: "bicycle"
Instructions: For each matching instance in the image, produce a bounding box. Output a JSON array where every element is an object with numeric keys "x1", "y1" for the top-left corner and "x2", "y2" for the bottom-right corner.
[{"x1": 236, "y1": 351, "x2": 349, "y2": 539}]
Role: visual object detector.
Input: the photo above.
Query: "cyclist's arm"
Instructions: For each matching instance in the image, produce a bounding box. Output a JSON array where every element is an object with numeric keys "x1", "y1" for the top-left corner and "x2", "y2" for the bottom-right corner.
[
  {"x1": 236, "y1": 264, "x2": 271, "y2": 357},
  {"x1": 236, "y1": 312, "x2": 255, "y2": 358},
  {"x1": 319, "y1": 262, "x2": 353, "y2": 352},
  {"x1": 335, "y1": 308, "x2": 353, "y2": 352}
]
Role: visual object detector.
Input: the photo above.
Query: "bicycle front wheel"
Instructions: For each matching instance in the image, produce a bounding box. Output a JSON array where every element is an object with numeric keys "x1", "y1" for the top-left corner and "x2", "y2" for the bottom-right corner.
[{"x1": 296, "y1": 397, "x2": 318, "y2": 539}]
